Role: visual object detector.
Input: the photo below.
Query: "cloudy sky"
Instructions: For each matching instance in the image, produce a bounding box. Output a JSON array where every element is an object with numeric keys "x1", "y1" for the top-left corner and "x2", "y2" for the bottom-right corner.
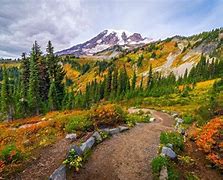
[{"x1": 0, "y1": 0, "x2": 222, "y2": 58}]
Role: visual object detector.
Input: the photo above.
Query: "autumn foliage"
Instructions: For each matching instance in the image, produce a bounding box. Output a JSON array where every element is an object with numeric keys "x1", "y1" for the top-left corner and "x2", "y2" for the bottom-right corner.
[
  {"x1": 90, "y1": 104, "x2": 125, "y2": 128},
  {"x1": 194, "y1": 118, "x2": 223, "y2": 169}
]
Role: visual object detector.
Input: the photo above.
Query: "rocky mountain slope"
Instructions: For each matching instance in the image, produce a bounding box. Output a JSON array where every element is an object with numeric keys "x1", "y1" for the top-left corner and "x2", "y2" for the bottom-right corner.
[
  {"x1": 61, "y1": 28, "x2": 223, "y2": 91},
  {"x1": 56, "y1": 29, "x2": 151, "y2": 57}
]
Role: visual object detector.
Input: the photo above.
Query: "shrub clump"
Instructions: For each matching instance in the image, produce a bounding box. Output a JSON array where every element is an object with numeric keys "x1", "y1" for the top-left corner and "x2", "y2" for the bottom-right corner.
[
  {"x1": 63, "y1": 148, "x2": 82, "y2": 171},
  {"x1": 151, "y1": 155, "x2": 168, "y2": 177},
  {"x1": 0, "y1": 144, "x2": 22, "y2": 164},
  {"x1": 65, "y1": 115, "x2": 92, "y2": 133},
  {"x1": 89, "y1": 104, "x2": 125, "y2": 128},
  {"x1": 160, "y1": 132, "x2": 184, "y2": 152}
]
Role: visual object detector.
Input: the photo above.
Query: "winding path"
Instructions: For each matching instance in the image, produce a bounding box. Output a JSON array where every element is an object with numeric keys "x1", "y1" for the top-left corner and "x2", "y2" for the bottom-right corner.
[{"x1": 71, "y1": 110, "x2": 174, "y2": 180}]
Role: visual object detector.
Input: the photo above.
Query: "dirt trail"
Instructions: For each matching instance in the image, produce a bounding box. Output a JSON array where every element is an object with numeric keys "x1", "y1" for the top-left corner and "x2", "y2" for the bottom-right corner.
[{"x1": 71, "y1": 110, "x2": 174, "y2": 180}]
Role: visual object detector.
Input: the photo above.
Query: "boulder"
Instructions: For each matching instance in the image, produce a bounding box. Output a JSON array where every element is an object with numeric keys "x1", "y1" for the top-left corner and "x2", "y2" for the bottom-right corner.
[
  {"x1": 80, "y1": 136, "x2": 95, "y2": 152},
  {"x1": 119, "y1": 126, "x2": 129, "y2": 132},
  {"x1": 171, "y1": 113, "x2": 179, "y2": 118},
  {"x1": 49, "y1": 164, "x2": 66, "y2": 180},
  {"x1": 65, "y1": 133, "x2": 77, "y2": 142},
  {"x1": 176, "y1": 117, "x2": 184, "y2": 124},
  {"x1": 100, "y1": 128, "x2": 110, "y2": 134},
  {"x1": 149, "y1": 117, "x2": 156, "y2": 122},
  {"x1": 109, "y1": 128, "x2": 120, "y2": 135},
  {"x1": 159, "y1": 166, "x2": 168, "y2": 180},
  {"x1": 69, "y1": 145, "x2": 83, "y2": 156},
  {"x1": 92, "y1": 131, "x2": 102, "y2": 142},
  {"x1": 161, "y1": 146, "x2": 177, "y2": 159}
]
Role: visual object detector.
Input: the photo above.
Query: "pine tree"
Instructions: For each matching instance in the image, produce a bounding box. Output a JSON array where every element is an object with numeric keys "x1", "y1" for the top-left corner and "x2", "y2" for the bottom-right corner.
[
  {"x1": 48, "y1": 80, "x2": 58, "y2": 111},
  {"x1": 1, "y1": 68, "x2": 13, "y2": 121},
  {"x1": 46, "y1": 41, "x2": 65, "y2": 107},
  {"x1": 104, "y1": 67, "x2": 112, "y2": 99},
  {"x1": 131, "y1": 70, "x2": 137, "y2": 91},
  {"x1": 20, "y1": 52, "x2": 30, "y2": 98},
  {"x1": 147, "y1": 65, "x2": 153, "y2": 90},
  {"x1": 140, "y1": 75, "x2": 144, "y2": 91},
  {"x1": 112, "y1": 68, "x2": 118, "y2": 95},
  {"x1": 28, "y1": 45, "x2": 40, "y2": 115}
]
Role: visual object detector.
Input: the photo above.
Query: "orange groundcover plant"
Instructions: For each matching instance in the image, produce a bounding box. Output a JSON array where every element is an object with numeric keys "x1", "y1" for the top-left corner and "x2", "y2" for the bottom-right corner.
[{"x1": 195, "y1": 118, "x2": 223, "y2": 169}]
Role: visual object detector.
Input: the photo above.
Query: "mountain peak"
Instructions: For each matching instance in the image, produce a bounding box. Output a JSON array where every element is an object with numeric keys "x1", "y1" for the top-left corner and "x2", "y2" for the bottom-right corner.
[{"x1": 56, "y1": 29, "x2": 152, "y2": 56}]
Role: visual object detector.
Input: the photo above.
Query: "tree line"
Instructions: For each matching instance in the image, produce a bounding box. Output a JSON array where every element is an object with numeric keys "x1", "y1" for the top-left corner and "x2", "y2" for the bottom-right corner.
[
  {"x1": 1, "y1": 44, "x2": 223, "y2": 121},
  {"x1": 0, "y1": 41, "x2": 65, "y2": 121}
]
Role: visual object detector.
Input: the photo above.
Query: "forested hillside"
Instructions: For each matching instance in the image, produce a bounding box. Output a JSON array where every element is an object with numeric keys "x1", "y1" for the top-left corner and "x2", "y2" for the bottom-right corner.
[
  {"x1": 0, "y1": 28, "x2": 223, "y2": 179},
  {"x1": 1, "y1": 28, "x2": 223, "y2": 119}
]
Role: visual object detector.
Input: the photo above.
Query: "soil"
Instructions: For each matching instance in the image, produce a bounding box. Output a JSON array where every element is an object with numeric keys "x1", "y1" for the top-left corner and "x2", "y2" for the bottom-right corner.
[
  {"x1": 8, "y1": 109, "x2": 222, "y2": 180},
  {"x1": 182, "y1": 140, "x2": 223, "y2": 180},
  {"x1": 70, "y1": 110, "x2": 174, "y2": 180},
  {"x1": 9, "y1": 132, "x2": 93, "y2": 180}
]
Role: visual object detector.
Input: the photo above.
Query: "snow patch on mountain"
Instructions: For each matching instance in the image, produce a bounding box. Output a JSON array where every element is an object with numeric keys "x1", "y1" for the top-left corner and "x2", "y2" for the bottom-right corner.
[{"x1": 56, "y1": 29, "x2": 152, "y2": 56}]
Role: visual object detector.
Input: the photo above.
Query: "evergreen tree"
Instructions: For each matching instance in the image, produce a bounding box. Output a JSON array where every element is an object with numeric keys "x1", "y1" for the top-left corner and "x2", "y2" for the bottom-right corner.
[
  {"x1": 1, "y1": 68, "x2": 13, "y2": 121},
  {"x1": 46, "y1": 41, "x2": 65, "y2": 107},
  {"x1": 48, "y1": 80, "x2": 58, "y2": 111},
  {"x1": 28, "y1": 45, "x2": 40, "y2": 115},
  {"x1": 104, "y1": 67, "x2": 112, "y2": 99},
  {"x1": 140, "y1": 75, "x2": 144, "y2": 91},
  {"x1": 147, "y1": 65, "x2": 153, "y2": 90},
  {"x1": 112, "y1": 68, "x2": 118, "y2": 95},
  {"x1": 20, "y1": 52, "x2": 29, "y2": 98},
  {"x1": 131, "y1": 70, "x2": 137, "y2": 91}
]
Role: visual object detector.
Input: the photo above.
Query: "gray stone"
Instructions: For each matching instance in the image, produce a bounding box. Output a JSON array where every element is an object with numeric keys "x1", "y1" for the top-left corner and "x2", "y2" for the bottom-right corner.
[
  {"x1": 69, "y1": 145, "x2": 83, "y2": 156},
  {"x1": 161, "y1": 146, "x2": 177, "y2": 159},
  {"x1": 92, "y1": 131, "x2": 102, "y2": 142},
  {"x1": 176, "y1": 117, "x2": 184, "y2": 124},
  {"x1": 149, "y1": 117, "x2": 156, "y2": 122},
  {"x1": 109, "y1": 128, "x2": 120, "y2": 135},
  {"x1": 171, "y1": 113, "x2": 179, "y2": 118},
  {"x1": 49, "y1": 164, "x2": 66, "y2": 180},
  {"x1": 175, "y1": 122, "x2": 179, "y2": 129},
  {"x1": 159, "y1": 166, "x2": 168, "y2": 180},
  {"x1": 80, "y1": 136, "x2": 95, "y2": 152},
  {"x1": 65, "y1": 133, "x2": 77, "y2": 142},
  {"x1": 119, "y1": 126, "x2": 129, "y2": 132},
  {"x1": 101, "y1": 128, "x2": 110, "y2": 134}
]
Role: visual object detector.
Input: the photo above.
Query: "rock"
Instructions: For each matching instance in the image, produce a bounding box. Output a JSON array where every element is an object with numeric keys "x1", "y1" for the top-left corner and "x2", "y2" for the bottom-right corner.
[
  {"x1": 65, "y1": 133, "x2": 77, "y2": 142},
  {"x1": 176, "y1": 117, "x2": 184, "y2": 124},
  {"x1": 69, "y1": 145, "x2": 83, "y2": 156},
  {"x1": 175, "y1": 122, "x2": 179, "y2": 129},
  {"x1": 161, "y1": 147, "x2": 177, "y2": 159},
  {"x1": 101, "y1": 128, "x2": 110, "y2": 134},
  {"x1": 80, "y1": 136, "x2": 95, "y2": 152},
  {"x1": 166, "y1": 143, "x2": 173, "y2": 149},
  {"x1": 109, "y1": 128, "x2": 120, "y2": 135},
  {"x1": 150, "y1": 117, "x2": 156, "y2": 122},
  {"x1": 119, "y1": 126, "x2": 129, "y2": 132},
  {"x1": 171, "y1": 113, "x2": 178, "y2": 118},
  {"x1": 92, "y1": 131, "x2": 102, "y2": 142},
  {"x1": 159, "y1": 166, "x2": 168, "y2": 180},
  {"x1": 49, "y1": 164, "x2": 66, "y2": 180}
]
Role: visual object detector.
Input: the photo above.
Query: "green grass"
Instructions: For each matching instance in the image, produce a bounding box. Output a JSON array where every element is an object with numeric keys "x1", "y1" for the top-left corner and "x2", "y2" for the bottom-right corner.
[
  {"x1": 125, "y1": 113, "x2": 151, "y2": 127},
  {"x1": 151, "y1": 155, "x2": 168, "y2": 177},
  {"x1": 0, "y1": 144, "x2": 22, "y2": 164},
  {"x1": 160, "y1": 132, "x2": 184, "y2": 152},
  {"x1": 65, "y1": 115, "x2": 92, "y2": 133}
]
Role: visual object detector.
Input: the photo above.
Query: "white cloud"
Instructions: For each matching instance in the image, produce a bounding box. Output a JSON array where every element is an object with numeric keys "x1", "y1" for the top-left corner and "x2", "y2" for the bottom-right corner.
[
  {"x1": 0, "y1": 0, "x2": 90, "y2": 58},
  {"x1": 0, "y1": 0, "x2": 222, "y2": 58}
]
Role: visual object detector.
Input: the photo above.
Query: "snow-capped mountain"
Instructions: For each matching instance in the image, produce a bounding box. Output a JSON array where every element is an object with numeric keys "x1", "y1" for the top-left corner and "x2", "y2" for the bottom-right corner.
[{"x1": 56, "y1": 29, "x2": 152, "y2": 56}]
